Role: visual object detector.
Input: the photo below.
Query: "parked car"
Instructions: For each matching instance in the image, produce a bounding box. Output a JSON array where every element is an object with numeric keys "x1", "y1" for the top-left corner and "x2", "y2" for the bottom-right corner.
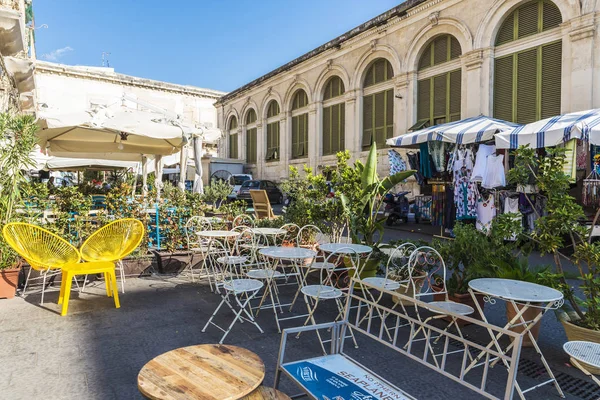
[
  {"x1": 237, "y1": 180, "x2": 284, "y2": 204},
  {"x1": 227, "y1": 173, "x2": 253, "y2": 200}
]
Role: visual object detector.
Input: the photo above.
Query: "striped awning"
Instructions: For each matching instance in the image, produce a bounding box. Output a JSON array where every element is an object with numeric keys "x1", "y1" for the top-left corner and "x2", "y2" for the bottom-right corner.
[
  {"x1": 386, "y1": 116, "x2": 519, "y2": 147},
  {"x1": 495, "y1": 109, "x2": 600, "y2": 149}
]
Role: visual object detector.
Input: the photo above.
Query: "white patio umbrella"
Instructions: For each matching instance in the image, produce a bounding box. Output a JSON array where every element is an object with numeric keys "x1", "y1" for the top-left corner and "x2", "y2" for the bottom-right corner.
[
  {"x1": 495, "y1": 109, "x2": 600, "y2": 149},
  {"x1": 44, "y1": 157, "x2": 138, "y2": 171},
  {"x1": 387, "y1": 115, "x2": 519, "y2": 147}
]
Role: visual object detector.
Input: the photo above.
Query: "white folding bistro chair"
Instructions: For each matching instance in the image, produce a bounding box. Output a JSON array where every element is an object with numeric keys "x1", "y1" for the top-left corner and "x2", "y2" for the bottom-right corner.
[
  {"x1": 201, "y1": 239, "x2": 264, "y2": 344},
  {"x1": 358, "y1": 243, "x2": 417, "y2": 341},
  {"x1": 297, "y1": 247, "x2": 360, "y2": 354},
  {"x1": 183, "y1": 216, "x2": 213, "y2": 284},
  {"x1": 403, "y1": 246, "x2": 474, "y2": 367},
  {"x1": 232, "y1": 214, "x2": 255, "y2": 229},
  {"x1": 278, "y1": 223, "x2": 300, "y2": 246}
]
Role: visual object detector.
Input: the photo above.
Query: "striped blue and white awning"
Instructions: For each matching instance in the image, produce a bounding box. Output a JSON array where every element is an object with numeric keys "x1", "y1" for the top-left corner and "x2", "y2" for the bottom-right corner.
[
  {"x1": 386, "y1": 116, "x2": 519, "y2": 147},
  {"x1": 495, "y1": 109, "x2": 600, "y2": 149}
]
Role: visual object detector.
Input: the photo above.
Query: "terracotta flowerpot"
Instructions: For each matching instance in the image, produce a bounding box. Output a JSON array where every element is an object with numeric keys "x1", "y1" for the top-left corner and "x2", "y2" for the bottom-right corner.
[
  {"x1": 0, "y1": 265, "x2": 21, "y2": 299},
  {"x1": 432, "y1": 286, "x2": 485, "y2": 325},
  {"x1": 561, "y1": 319, "x2": 600, "y2": 374},
  {"x1": 505, "y1": 302, "x2": 542, "y2": 348},
  {"x1": 391, "y1": 273, "x2": 426, "y2": 305}
]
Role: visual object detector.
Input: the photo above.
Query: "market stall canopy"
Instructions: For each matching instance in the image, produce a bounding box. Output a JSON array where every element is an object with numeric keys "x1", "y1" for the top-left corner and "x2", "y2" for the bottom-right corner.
[
  {"x1": 44, "y1": 157, "x2": 138, "y2": 171},
  {"x1": 386, "y1": 116, "x2": 519, "y2": 147},
  {"x1": 495, "y1": 109, "x2": 600, "y2": 149}
]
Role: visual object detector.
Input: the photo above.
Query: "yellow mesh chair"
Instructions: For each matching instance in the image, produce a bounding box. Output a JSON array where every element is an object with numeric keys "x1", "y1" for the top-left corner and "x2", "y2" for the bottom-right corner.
[
  {"x1": 80, "y1": 218, "x2": 145, "y2": 293},
  {"x1": 2, "y1": 222, "x2": 80, "y2": 304}
]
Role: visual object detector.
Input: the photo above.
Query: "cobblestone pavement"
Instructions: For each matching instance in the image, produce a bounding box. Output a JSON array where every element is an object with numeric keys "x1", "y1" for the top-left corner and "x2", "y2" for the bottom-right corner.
[{"x1": 0, "y1": 268, "x2": 596, "y2": 399}]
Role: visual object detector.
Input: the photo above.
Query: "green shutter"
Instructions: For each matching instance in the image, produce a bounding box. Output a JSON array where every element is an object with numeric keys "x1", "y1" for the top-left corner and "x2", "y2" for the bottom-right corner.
[
  {"x1": 494, "y1": 56, "x2": 514, "y2": 121},
  {"x1": 516, "y1": 48, "x2": 538, "y2": 123},
  {"x1": 419, "y1": 44, "x2": 432, "y2": 70},
  {"x1": 291, "y1": 115, "x2": 299, "y2": 158},
  {"x1": 323, "y1": 106, "x2": 331, "y2": 155},
  {"x1": 332, "y1": 104, "x2": 340, "y2": 154},
  {"x1": 386, "y1": 89, "x2": 394, "y2": 139},
  {"x1": 518, "y1": 1, "x2": 541, "y2": 39},
  {"x1": 246, "y1": 128, "x2": 257, "y2": 163},
  {"x1": 450, "y1": 37, "x2": 461, "y2": 60},
  {"x1": 541, "y1": 41, "x2": 562, "y2": 119},
  {"x1": 417, "y1": 79, "x2": 431, "y2": 123},
  {"x1": 362, "y1": 94, "x2": 373, "y2": 149},
  {"x1": 449, "y1": 70, "x2": 461, "y2": 120},
  {"x1": 339, "y1": 103, "x2": 345, "y2": 151},
  {"x1": 543, "y1": 1, "x2": 562, "y2": 31},
  {"x1": 433, "y1": 74, "x2": 447, "y2": 120},
  {"x1": 496, "y1": 13, "x2": 515, "y2": 45},
  {"x1": 433, "y1": 36, "x2": 448, "y2": 66}
]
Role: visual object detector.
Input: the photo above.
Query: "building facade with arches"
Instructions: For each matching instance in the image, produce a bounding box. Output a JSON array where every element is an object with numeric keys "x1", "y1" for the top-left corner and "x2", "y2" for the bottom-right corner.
[{"x1": 216, "y1": 0, "x2": 599, "y2": 182}]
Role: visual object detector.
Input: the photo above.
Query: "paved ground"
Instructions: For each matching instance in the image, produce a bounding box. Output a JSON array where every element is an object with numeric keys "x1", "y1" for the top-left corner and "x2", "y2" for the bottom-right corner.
[{"x1": 0, "y1": 259, "x2": 598, "y2": 400}]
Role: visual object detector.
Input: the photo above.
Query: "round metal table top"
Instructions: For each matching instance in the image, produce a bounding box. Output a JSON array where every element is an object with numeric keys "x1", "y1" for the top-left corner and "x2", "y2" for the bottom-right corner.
[
  {"x1": 319, "y1": 243, "x2": 373, "y2": 254},
  {"x1": 196, "y1": 230, "x2": 240, "y2": 238},
  {"x1": 564, "y1": 341, "x2": 600, "y2": 368},
  {"x1": 468, "y1": 278, "x2": 563, "y2": 303},
  {"x1": 259, "y1": 246, "x2": 316, "y2": 259},
  {"x1": 250, "y1": 227, "x2": 286, "y2": 236},
  {"x1": 137, "y1": 344, "x2": 265, "y2": 400}
]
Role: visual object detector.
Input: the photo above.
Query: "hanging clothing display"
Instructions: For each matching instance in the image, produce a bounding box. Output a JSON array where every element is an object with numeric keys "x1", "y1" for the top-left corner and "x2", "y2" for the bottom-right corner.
[
  {"x1": 419, "y1": 143, "x2": 432, "y2": 179},
  {"x1": 504, "y1": 197, "x2": 521, "y2": 241},
  {"x1": 482, "y1": 154, "x2": 506, "y2": 189},
  {"x1": 444, "y1": 183, "x2": 456, "y2": 231},
  {"x1": 562, "y1": 139, "x2": 577, "y2": 183},
  {"x1": 453, "y1": 147, "x2": 478, "y2": 220},
  {"x1": 407, "y1": 151, "x2": 424, "y2": 185},
  {"x1": 431, "y1": 183, "x2": 445, "y2": 226},
  {"x1": 388, "y1": 150, "x2": 407, "y2": 175},
  {"x1": 576, "y1": 139, "x2": 588, "y2": 171},
  {"x1": 471, "y1": 144, "x2": 496, "y2": 182},
  {"x1": 583, "y1": 170, "x2": 600, "y2": 207},
  {"x1": 428, "y1": 141, "x2": 447, "y2": 174},
  {"x1": 476, "y1": 194, "x2": 496, "y2": 234}
]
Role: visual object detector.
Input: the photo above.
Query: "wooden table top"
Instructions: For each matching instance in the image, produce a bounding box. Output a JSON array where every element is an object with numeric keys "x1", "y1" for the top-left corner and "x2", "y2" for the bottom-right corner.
[
  {"x1": 242, "y1": 387, "x2": 291, "y2": 399},
  {"x1": 137, "y1": 344, "x2": 265, "y2": 400}
]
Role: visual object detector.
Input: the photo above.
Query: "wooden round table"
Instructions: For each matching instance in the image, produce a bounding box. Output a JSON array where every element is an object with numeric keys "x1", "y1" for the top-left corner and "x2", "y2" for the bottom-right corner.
[
  {"x1": 242, "y1": 387, "x2": 291, "y2": 399},
  {"x1": 137, "y1": 344, "x2": 265, "y2": 400}
]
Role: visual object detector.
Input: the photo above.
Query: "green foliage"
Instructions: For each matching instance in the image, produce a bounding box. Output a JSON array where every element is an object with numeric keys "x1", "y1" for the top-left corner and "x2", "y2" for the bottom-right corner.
[
  {"x1": 218, "y1": 200, "x2": 247, "y2": 221},
  {"x1": 255, "y1": 216, "x2": 285, "y2": 228},
  {"x1": 202, "y1": 179, "x2": 232, "y2": 208}
]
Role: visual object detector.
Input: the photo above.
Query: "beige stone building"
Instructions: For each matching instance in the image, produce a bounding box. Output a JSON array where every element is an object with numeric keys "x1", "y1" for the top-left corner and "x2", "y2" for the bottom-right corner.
[{"x1": 215, "y1": 0, "x2": 600, "y2": 182}]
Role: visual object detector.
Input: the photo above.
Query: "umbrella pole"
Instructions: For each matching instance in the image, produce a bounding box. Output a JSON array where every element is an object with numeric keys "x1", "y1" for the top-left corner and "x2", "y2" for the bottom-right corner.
[{"x1": 142, "y1": 155, "x2": 148, "y2": 199}]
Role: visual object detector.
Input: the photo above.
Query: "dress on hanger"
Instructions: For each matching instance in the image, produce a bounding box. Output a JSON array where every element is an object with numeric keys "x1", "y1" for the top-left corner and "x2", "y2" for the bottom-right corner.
[
  {"x1": 471, "y1": 144, "x2": 496, "y2": 182},
  {"x1": 504, "y1": 197, "x2": 521, "y2": 241},
  {"x1": 428, "y1": 141, "x2": 447, "y2": 173},
  {"x1": 476, "y1": 194, "x2": 495, "y2": 234},
  {"x1": 419, "y1": 143, "x2": 432, "y2": 179},
  {"x1": 482, "y1": 154, "x2": 506, "y2": 189},
  {"x1": 453, "y1": 147, "x2": 478, "y2": 220}
]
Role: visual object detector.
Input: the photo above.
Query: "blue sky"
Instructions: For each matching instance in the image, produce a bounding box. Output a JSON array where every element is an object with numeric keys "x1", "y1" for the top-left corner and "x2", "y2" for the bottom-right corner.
[{"x1": 33, "y1": 0, "x2": 402, "y2": 92}]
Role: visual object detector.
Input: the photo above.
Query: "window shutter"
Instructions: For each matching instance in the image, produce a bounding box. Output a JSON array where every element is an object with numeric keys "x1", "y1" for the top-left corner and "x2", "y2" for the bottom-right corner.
[
  {"x1": 339, "y1": 103, "x2": 345, "y2": 151},
  {"x1": 291, "y1": 115, "x2": 298, "y2": 158},
  {"x1": 450, "y1": 37, "x2": 461, "y2": 60},
  {"x1": 302, "y1": 113, "x2": 308, "y2": 156},
  {"x1": 386, "y1": 89, "x2": 394, "y2": 139},
  {"x1": 419, "y1": 44, "x2": 432, "y2": 70},
  {"x1": 543, "y1": 1, "x2": 562, "y2": 31},
  {"x1": 496, "y1": 13, "x2": 515, "y2": 45},
  {"x1": 541, "y1": 41, "x2": 562, "y2": 119},
  {"x1": 364, "y1": 66, "x2": 374, "y2": 87},
  {"x1": 323, "y1": 106, "x2": 331, "y2": 155},
  {"x1": 251, "y1": 129, "x2": 257, "y2": 163},
  {"x1": 433, "y1": 74, "x2": 447, "y2": 119},
  {"x1": 517, "y1": 1, "x2": 540, "y2": 39},
  {"x1": 449, "y1": 70, "x2": 461, "y2": 118},
  {"x1": 362, "y1": 95, "x2": 373, "y2": 148},
  {"x1": 246, "y1": 128, "x2": 257, "y2": 163},
  {"x1": 516, "y1": 48, "x2": 538, "y2": 123},
  {"x1": 332, "y1": 104, "x2": 340, "y2": 154},
  {"x1": 374, "y1": 60, "x2": 385, "y2": 84},
  {"x1": 433, "y1": 36, "x2": 448, "y2": 65},
  {"x1": 417, "y1": 79, "x2": 431, "y2": 123},
  {"x1": 386, "y1": 60, "x2": 394, "y2": 80},
  {"x1": 494, "y1": 56, "x2": 514, "y2": 122},
  {"x1": 374, "y1": 91, "x2": 386, "y2": 146}
]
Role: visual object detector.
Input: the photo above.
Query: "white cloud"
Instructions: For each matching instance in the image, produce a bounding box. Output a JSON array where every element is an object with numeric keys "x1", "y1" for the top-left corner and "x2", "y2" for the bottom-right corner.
[{"x1": 41, "y1": 46, "x2": 74, "y2": 61}]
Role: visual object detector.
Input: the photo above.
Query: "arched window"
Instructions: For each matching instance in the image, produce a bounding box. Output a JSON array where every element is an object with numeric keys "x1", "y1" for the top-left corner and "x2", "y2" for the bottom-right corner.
[
  {"x1": 323, "y1": 77, "x2": 345, "y2": 155},
  {"x1": 245, "y1": 109, "x2": 257, "y2": 164},
  {"x1": 362, "y1": 59, "x2": 394, "y2": 149},
  {"x1": 228, "y1": 116, "x2": 239, "y2": 159},
  {"x1": 291, "y1": 90, "x2": 309, "y2": 159},
  {"x1": 415, "y1": 35, "x2": 462, "y2": 130},
  {"x1": 265, "y1": 100, "x2": 280, "y2": 162},
  {"x1": 494, "y1": 0, "x2": 562, "y2": 123}
]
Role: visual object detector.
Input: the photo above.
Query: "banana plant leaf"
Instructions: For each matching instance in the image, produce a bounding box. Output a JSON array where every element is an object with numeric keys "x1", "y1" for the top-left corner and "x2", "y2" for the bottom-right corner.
[{"x1": 361, "y1": 142, "x2": 378, "y2": 188}]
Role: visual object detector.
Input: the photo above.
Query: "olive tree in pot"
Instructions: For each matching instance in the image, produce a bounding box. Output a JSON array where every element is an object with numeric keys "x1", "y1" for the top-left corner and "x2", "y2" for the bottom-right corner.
[
  {"x1": 0, "y1": 114, "x2": 38, "y2": 298},
  {"x1": 510, "y1": 146, "x2": 600, "y2": 363},
  {"x1": 335, "y1": 144, "x2": 415, "y2": 278}
]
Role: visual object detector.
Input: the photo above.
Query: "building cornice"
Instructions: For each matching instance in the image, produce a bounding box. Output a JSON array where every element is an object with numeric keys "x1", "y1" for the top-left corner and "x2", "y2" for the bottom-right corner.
[{"x1": 35, "y1": 61, "x2": 227, "y2": 100}]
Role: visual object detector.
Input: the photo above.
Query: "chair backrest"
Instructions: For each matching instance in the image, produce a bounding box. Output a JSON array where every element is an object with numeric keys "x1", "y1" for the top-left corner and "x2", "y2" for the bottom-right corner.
[
  {"x1": 279, "y1": 223, "x2": 300, "y2": 246},
  {"x1": 250, "y1": 190, "x2": 275, "y2": 219},
  {"x1": 185, "y1": 216, "x2": 212, "y2": 248},
  {"x1": 208, "y1": 239, "x2": 238, "y2": 281},
  {"x1": 408, "y1": 246, "x2": 447, "y2": 301},
  {"x1": 297, "y1": 225, "x2": 329, "y2": 247},
  {"x1": 312, "y1": 247, "x2": 360, "y2": 299},
  {"x1": 233, "y1": 227, "x2": 264, "y2": 264},
  {"x1": 2, "y1": 222, "x2": 80, "y2": 271},
  {"x1": 232, "y1": 214, "x2": 255, "y2": 228},
  {"x1": 80, "y1": 218, "x2": 145, "y2": 262},
  {"x1": 383, "y1": 243, "x2": 417, "y2": 282}
]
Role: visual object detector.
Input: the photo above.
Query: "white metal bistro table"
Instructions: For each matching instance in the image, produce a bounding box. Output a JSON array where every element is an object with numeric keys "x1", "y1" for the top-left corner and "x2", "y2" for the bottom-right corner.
[
  {"x1": 196, "y1": 230, "x2": 240, "y2": 239},
  {"x1": 256, "y1": 246, "x2": 317, "y2": 332},
  {"x1": 564, "y1": 341, "x2": 600, "y2": 386},
  {"x1": 250, "y1": 227, "x2": 286, "y2": 245},
  {"x1": 467, "y1": 278, "x2": 565, "y2": 399},
  {"x1": 319, "y1": 243, "x2": 373, "y2": 255}
]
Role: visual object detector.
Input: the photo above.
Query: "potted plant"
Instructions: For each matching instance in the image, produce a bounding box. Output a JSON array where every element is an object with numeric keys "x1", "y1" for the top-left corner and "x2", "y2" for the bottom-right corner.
[
  {"x1": 335, "y1": 144, "x2": 415, "y2": 278},
  {"x1": 202, "y1": 178, "x2": 233, "y2": 216},
  {"x1": 0, "y1": 113, "x2": 39, "y2": 298}
]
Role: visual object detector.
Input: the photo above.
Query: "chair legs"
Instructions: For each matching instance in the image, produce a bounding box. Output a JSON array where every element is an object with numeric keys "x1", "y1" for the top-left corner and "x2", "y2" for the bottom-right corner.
[
  {"x1": 202, "y1": 290, "x2": 263, "y2": 344},
  {"x1": 59, "y1": 269, "x2": 120, "y2": 316}
]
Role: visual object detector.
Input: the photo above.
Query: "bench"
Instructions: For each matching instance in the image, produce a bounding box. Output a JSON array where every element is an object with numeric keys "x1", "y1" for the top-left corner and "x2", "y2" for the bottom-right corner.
[{"x1": 274, "y1": 278, "x2": 523, "y2": 399}]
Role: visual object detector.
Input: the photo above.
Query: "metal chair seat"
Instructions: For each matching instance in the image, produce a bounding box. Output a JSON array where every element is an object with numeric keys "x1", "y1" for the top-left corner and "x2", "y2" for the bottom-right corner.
[
  {"x1": 362, "y1": 277, "x2": 401, "y2": 291},
  {"x1": 301, "y1": 285, "x2": 343, "y2": 300},
  {"x1": 217, "y1": 255, "x2": 249, "y2": 265},
  {"x1": 223, "y1": 278, "x2": 263, "y2": 293},
  {"x1": 191, "y1": 246, "x2": 210, "y2": 253},
  {"x1": 246, "y1": 269, "x2": 284, "y2": 279},
  {"x1": 310, "y1": 261, "x2": 336, "y2": 270},
  {"x1": 428, "y1": 301, "x2": 474, "y2": 316}
]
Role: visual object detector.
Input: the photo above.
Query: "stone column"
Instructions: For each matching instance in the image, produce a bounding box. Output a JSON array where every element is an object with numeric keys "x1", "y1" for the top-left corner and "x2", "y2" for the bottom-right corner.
[
  {"x1": 349, "y1": 89, "x2": 361, "y2": 160},
  {"x1": 279, "y1": 115, "x2": 289, "y2": 179},
  {"x1": 309, "y1": 102, "x2": 319, "y2": 171},
  {"x1": 568, "y1": 14, "x2": 596, "y2": 111},
  {"x1": 462, "y1": 49, "x2": 485, "y2": 117},
  {"x1": 256, "y1": 120, "x2": 264, "y2": 179},
  {"x1": 394, "y1": 73, "x2": 409, "y2": 134}
]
